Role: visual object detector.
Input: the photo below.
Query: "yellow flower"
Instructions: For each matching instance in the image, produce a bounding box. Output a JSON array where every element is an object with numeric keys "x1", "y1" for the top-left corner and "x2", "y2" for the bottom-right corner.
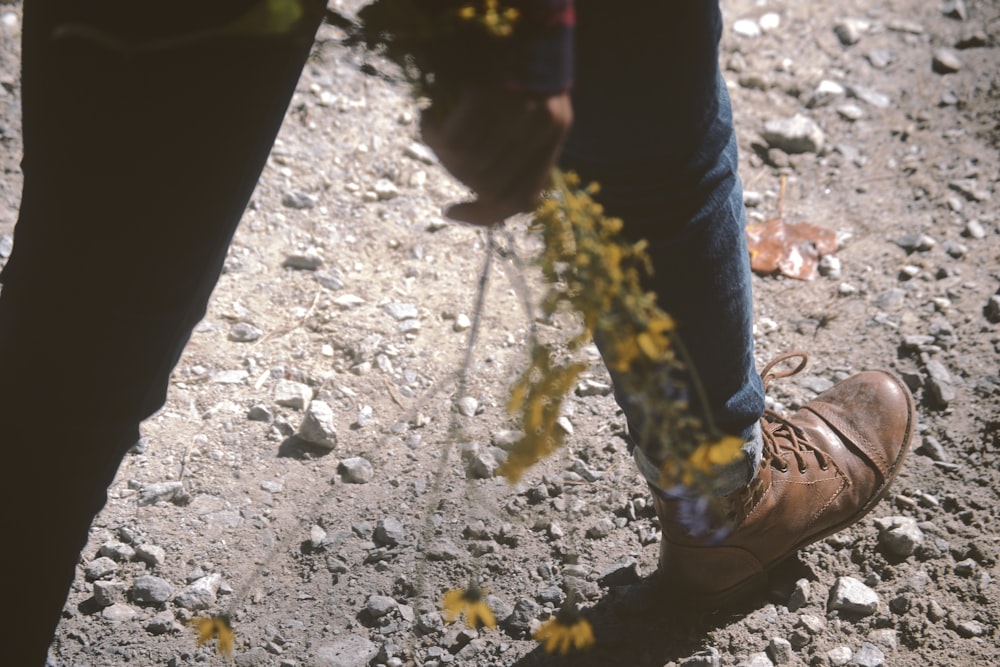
[
  {"x1": 190, "y1": 614, "x2": 235, "y2": 659},
  {"x1": 442, "y1": 583, "x2": 496, "y2": 630},
  {"x1": 687, "y1": 435, "x2": 745, "y2": 474},
  {"x1": 533, "y1": 606, "x2": 595, "y2": 654}
]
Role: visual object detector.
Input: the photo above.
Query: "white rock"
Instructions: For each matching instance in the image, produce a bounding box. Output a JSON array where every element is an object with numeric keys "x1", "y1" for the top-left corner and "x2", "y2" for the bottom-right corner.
[
  {"x1": 455, "y1": 396, "x2": 479, "y2": 417},
  {"x1": 873, "y1": 515, "x2": 925, "y2": 558},
  {"x1": 274, "y1": 379, "x2": 313, "y2": 409},
  {"x1": 174, "y1": 573, "x2": 222, "y2": 611},
  {"x1": 759, "y1": 13, "x2": 781, "y2": 31},
  {"x1": 828, "y1": 576, "x2": 880, "y2": 615},
  {"x1": 733, "y1": 19, "x2": 761, "y2": 38},
  {"x1": 298, "y1": 400, "x2": 338, "y2": 448},
  {"x1": 338, "y1": 456, "x2": 374, "y2": 483},
  {"x1": 761, "y1": 114, "x2": 825, "y2": 154},
  {"x1": 372, "y1": 179, "x2": 400, "y2": 201}
]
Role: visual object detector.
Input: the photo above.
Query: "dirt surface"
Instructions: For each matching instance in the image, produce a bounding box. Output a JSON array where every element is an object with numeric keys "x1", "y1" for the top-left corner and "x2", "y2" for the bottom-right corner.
[{"x1": 2, "y1": 1, "x2": 999, "y2": 666}]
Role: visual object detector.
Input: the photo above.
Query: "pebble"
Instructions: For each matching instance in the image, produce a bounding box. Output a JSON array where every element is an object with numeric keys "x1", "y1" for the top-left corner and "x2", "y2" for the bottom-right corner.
[
  {"x1": 173, "y1": 573, "x2": 221, "y2": 611},
  {"x1": 587, "y1": 518, "x2": 615, "y2": 539},
  {"x1": 681, "y1": 647, "x2": 721, "y2": 667},
  {"x1": 807, "y1": 80, "x2": 846, "y2": 108},
  {"x1": 742, "y1": 653, "x2": 774, "y2": 667},
  {"x1": 297, "y1": 400, "x2": 338, "y2": 448},
  {"x1": 942, "y1": 0, "x2": 968, "y2": 20},
  {"x1": 102, "y1": 603, "x2": 137, "y2": 622},
  {"x1": 425, "y1": 540, "x2": 462, "y2": 561},
  {"x1": 282, "y1": 191, "x2": 317, "y2": 209},
  {"x1": 248, "y1": 404, "x2": 273, "y2": 422},
  {"x1": 985, "y1": 295, "x2": 1000, "y2": 323},
  {"x1": 916, "y1": 436, "x2": 949, "y2": 461},
  {"x1": 138, "y1": 481, "x2": 184, "y2": 506},
  {"x1": 865, "y1": 49, "x2": 894, "y2": 69},
  {"x1": 92, "y1": 580, "x2": 127, "y2": 606},
  {"x1": 788, "y1": 578, "x2": 811, "y2": 611},
  {"x1": 211, "y1": 369, "x2": 249, "y2": 384},
  {"x1": 228, "y1": 322, "x2": 263, "y2": 342},
  {"x1": 923, "y1": 359, "x2": 955, "y2": 408},
  {"x1": 761, "y1": 114, "x2": 825, "y2": 154},
  {"x1": 283, "y1": 251, "x2": 323, "y2": 271},
  {"x1": 365, "y1": 595, "x2": 397, "y2": 619},
  {"x1": 932, "y1": 48, "x2": 963, "y2": 74},
  {"x1": 374, "y1": 517, "x2": 405, "y2": 547},
  {"x1": 733, "y1": 19, "x2": 761, "y2": 38},
  {"x1": 874, "y1": 288, "x2": 906, "y2": 310},
  {"x1": 135, "y1": 543, "x2": 166, "y2": 568},
  {"x1": 837, "y1": 104, "x2": 864, "y2": 121},
  {"x1": 759, "y1": 13, "x2": 780, "y2": 31},
  {"x1": 338, "y1": 457, "x2": 374, "y2": 483},
  {"x1": 849, "y1": 642, "x2": 885, "y2": 667},
  {"x1": 962, "y1": 220, "x2": 986, "y2": 239},
  {"x1": 502, "y1": 599, "x2": 538, "y2": 638},
  {"x1": 467, "y1": 449, "x2": 500, "y2": 479},
  {"x1": 874, "y1": 516, "x2": 924, "y2": 558},
  {"x1": 819, "y1": 255, "x2": 842, "y2": 279},
  {"x1": 314, "y1": 636, "x2": 379, "y2": 667},
  {"x1": 828, "y1": 576, "x2": 880, "y2": 615},
  {"x1": 99, "y1": 540, "x2": 136, "y2": 562},
  {"x1": 851, "y1": 88, "x2": 892, "y2": 112},
  {"x1": 455, "y1": 396, "x2": 479, "y2": 417},
  {"x1": 767, "y1": 637, "x2": 793, "y2": 664},
  {"x1": 333, "y1": 293, "x2": 365, "y2": 309},
  {"x1": 798, "y1": 614, "x2": 827, "y2": 634},
  {"x1": 955, "y1": 620, "x2": 985, "y2": 637},
  {"x1": 145, "y1": 610, "x2": 178, "y2": 635},
  {"x1": 834, "y1": 19, "x2": 867, "y2": 46},
  {"x1": 383, "y1": 302, "x2": 418, "y2": 321},
  {"x1": 372, "y1": 179, "x2": 400, "y2": 201},
  {"x1": 274, "y1": 380, "x2": 313, "y2": 409},
  {"x1": 404, "y1": 142, "x2": 436, "y2": 165},
  {"x1": 453, "y1": 314, "x2": 471, "y2": 331},
  {"x1": 827, "y1": 646, "x2": 852, "y2": 666},
  {"x1": 132, "y1": 575, "x2": 173, "y2": 605},
  {"x1": 895, "y1": 232, "x2": 936, "y2": 253}
]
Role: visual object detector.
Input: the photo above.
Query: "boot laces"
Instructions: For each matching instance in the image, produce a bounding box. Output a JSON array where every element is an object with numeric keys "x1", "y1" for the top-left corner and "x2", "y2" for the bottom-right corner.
[{"x1": 759, "y1": 353, "x2": 830, "y2": 474}]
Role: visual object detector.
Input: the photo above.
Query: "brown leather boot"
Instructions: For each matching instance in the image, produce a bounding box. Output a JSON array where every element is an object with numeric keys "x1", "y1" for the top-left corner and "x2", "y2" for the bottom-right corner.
[{"x1": 652, "y1": 353, "x2": 916, "y2": 608}]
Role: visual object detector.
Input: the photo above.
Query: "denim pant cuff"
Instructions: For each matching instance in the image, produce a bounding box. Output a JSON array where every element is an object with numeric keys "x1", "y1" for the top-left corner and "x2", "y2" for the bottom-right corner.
[{"x1": 635, "y1": 421, "x2": 763, "y2": 498}]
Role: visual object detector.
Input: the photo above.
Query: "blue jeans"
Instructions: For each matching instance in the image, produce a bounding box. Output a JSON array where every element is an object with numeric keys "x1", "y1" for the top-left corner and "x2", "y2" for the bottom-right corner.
[{"x1": 562, "y1": 1, "x2": 765, "y2": 493}]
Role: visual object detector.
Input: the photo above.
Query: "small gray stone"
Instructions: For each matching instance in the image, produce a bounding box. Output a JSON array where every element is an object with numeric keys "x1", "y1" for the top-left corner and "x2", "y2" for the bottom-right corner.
[
  {"x1": 260, "y1": 479, "x2": 283, "y2": 493},
  {"x1": 761, "y1": 114, "x2": 825, "y2": 154},
  {"x1": 274, "y1": 380, "x2": 313, "y2": 409},
  {"x1": 954, "y1": 558, "x2": 978, "y2": 576},
  {"x1": 132, "y1": 575, "x2": 173, "y2": 605},
  {"x1": 99, "y1": 540, "x2": 136, "y2": 562},
  {"x1": 837, "y1": 104, "x2": 864, "y2": 121},
  {"x1": 847, "y1": 85, "x2": 891, "y2": 108},
  {"x1": 895, "y1": 232, "x2": 936, "y2": 252},
  {"x1": 827, "y1": 646, "x2": 853, "y2": 666},
  {"x1": 282, "y1": 191, "x2": 317, "y2": 209},
  {"x1": 85, "y1": 557, "x2": 119, "y2": 581},
  {"x1": 819, "y1": 255, "x2": 842, "y2": 279},
  {"x1": 788, "y1": 578, "x2": 811, "y2": 611},
  {"x1": 949, "y1": 178, "x2": 992, "y2": 202},
  {"x1": 404, "y1": 142, "x2": 436, "y2": 164},
  {"x1": 467, "y1": 449, "x2": 499, "y2": 479},
  {"x1": 955, "y1": 620, "x2": 985, "y2": 637},
  {"x1": 767, "y1": 637, "x2": 793, "y2": 665},
  {"x1": 681, "y1": 646, "x2": 721, "y2": 667},
  {"x1": 247, "y1": 404, "x2": 273, "y2": 422},
  {"x1": 138, "y1": 481, "x2": 184, "y2": 505},
  {"x1": 228, "y1": 322, "x2": 263, "y2": 342},
  {"x1": 365, "y1": 594, "x2": 397, "y2": 618},
  {"x1": 455, "y1": 396, "x2": 479, "y2": 417},
  {"x1": 314, "y1": 636, "x2": 379, "y2": 667},
  {"x1": 866, "y1": 50, "x2": 894, "y2": 69},
  {"x1": 942, "y1": 0, "x2": 968, "y2": 20},
  {"x1": 742, "y1": 653, "x2": 775, "y2": 667},
  {"x1": 338, "y1": 457, "x2": 374, "y2": 483},
  {"x1": 102, "y1": 603, "x2": 138, "y2": 622},
  {"x1": 92, "y1": 580, "x2": 127, "y2": 607},
  {"x1": 834, "y1": 19, "x2": 866, "y2": 45},
  {"x1": 849, "y1": 642, "x2": 885, "y2": 667},
  {"x1": 829, "y1": 577, "x2": 880, "y2": 615},
  {"x1": 372, "y1": 179, "x2": 400, "y2": 201},
  {"x1": 135, "y1": 543, "x2": 166, "y2": 568},
  {"x1": 173, "y1": 573, "x2": 221, "y2": 611},
  {"x1": 806, "y1": 80, "x2": 846, "y2": 108},
  {"x1": 297, "y1": 400, "x2": 337, "y2": 448},
  {"x1": 868, "y1": 629, "x2": 898, "y2": 651},
  {"x1": 374, "y1": 517, "x2": 405, "y2": 547},
  {"x1": 145, "y1": 610, "x2": 179, "y2": 635},
  {"x1": 873, "y1": 515, "x2": 925, "y2": 558},
  {"x1": 924, "y1": 359, "x2": 955, "y2": 408},
  {"x1": 309, "y1": 524, "x2": 328, "y2": 549},
  {"x1": 282, "y1": 251, "x2": 323, "y2": 271},
  {"x1": 383, "y1": 302, "x2": 418, "y2": 321},
  {"x1": 963, "y1": 220, "x2": 986, "y2": 239},
  {"x1": 985, "y1": 295, "x2": 1000, "y2": 323},
  {"x1": 587, "y1": 518, "x2": 615, "y2": 539},
  {"x1": 932, "y1": 48, "x2": 963, "y2": 74},
  {"x1": 571, "y1": 458, "x2": 603, "y2": 482},
  {"x1": 425, "y1": 540, "x2": 462, "y2": 561},
  {"x1": 798, "y1": 614, "x2": 827, "y2": 634},
  {"x1": 211, "y1": 369, "x2": 249, "y2": 384},
  {"x1": 875, "y1": 289, "x2": 906, "y2": 311}
]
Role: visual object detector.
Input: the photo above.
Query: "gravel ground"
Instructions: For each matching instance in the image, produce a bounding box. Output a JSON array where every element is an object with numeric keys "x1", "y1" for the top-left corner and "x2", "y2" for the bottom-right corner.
[{"x1": 1, "y1": 1, "x2": 999, "y2": 666}]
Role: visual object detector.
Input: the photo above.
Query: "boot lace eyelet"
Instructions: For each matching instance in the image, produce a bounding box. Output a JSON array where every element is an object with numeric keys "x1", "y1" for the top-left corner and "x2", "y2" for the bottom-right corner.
[{"x1": 798, "y1": 464, "x2": 808, "y2": 474}]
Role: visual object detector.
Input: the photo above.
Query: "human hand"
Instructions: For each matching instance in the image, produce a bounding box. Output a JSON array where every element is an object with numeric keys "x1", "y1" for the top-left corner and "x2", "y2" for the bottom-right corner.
[{"x1": 421, "y1": 87, "x2": 572, "y2": 226}]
